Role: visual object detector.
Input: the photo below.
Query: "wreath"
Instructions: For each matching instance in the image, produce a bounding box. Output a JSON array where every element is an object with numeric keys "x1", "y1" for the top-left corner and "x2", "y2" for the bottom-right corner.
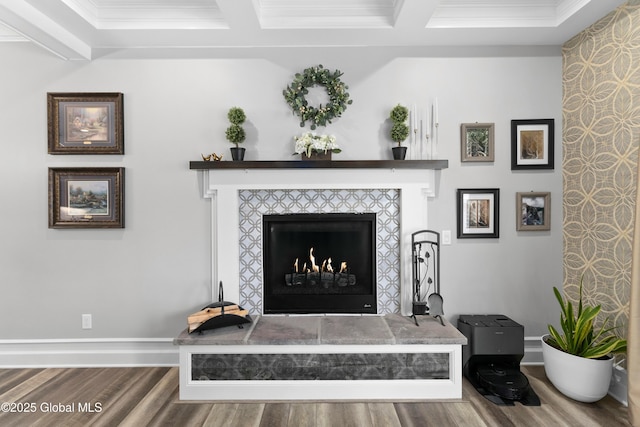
[{"x1": 283, "y1": 64, "x2": 353, "y2": 130}]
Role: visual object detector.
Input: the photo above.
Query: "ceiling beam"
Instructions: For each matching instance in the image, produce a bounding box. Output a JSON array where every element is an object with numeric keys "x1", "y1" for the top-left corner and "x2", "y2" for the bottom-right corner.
[
  {"x1": 394, "y1": 0, "x2": 440, "y2": 29},
  {"x1": 0, "y1": 0, "x2": 91, "y2": 60},
  {"x1": 216, "y1": 0, "x2": 261, "y2": 32}
]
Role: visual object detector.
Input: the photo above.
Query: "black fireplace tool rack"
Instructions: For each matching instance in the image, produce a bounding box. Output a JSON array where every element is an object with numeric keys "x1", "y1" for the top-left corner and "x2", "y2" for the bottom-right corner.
[{"x1": 411, "y1": 230, "x2": 444, "y2": 326}]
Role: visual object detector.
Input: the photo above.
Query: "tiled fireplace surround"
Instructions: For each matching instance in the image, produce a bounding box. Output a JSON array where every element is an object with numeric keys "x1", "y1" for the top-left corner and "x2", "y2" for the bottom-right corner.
[{"x1": 200, "y1": 166, "x2": 437, "y2": 315}]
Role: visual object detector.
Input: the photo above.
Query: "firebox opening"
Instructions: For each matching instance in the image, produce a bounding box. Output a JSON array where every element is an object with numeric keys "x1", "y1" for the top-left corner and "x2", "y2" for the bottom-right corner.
[{"x1": 263, "y1": 213, "x2": 377, "y2": 314}]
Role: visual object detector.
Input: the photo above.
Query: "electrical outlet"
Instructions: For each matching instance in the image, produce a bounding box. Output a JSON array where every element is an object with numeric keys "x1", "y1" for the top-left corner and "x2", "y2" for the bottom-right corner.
[
  {"x1": 82, "y1": 314, "x2": 92, "y2": 329},
  {"x1": 442, "y1": 230, "x2": 452, "y2": 245}
]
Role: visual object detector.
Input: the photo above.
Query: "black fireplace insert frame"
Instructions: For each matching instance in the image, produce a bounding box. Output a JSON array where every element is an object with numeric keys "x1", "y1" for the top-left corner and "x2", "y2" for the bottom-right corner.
[{"x1": 262, "y1": 212, "x2": 377, "y2": 314}]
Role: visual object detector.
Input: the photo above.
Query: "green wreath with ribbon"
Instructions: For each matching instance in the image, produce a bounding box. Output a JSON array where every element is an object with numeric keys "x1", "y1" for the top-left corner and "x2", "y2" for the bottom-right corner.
[{"x1": 283, "y1": 64, "x2": 353, "y2": 130}]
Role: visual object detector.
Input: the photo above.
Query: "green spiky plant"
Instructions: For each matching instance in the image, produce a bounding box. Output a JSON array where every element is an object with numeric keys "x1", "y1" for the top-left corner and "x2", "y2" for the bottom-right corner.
[{"x1": 546, "y1": 278, "x2": 627, "y2": 359}]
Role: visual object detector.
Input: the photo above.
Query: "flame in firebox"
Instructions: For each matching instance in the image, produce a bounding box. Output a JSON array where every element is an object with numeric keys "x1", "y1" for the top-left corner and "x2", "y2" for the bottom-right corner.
[
  {"x1": 294, "y1": 248, "x2": 347, "y2": 274},
  {"x1": 309, "y1": 247, "x2": 320, "y2": 273},
  {"x1": 326, "y1": 258, "x2": 333, "y2": 273}
]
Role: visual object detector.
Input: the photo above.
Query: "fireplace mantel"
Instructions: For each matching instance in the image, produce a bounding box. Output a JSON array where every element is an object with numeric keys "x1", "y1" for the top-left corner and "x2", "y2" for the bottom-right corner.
[
  {"x1": 193, "y1": 161, "x2": 443, "y2": 316},
  {"x1": 190, "y1": 159, "x2": 448, "y2": 170}
]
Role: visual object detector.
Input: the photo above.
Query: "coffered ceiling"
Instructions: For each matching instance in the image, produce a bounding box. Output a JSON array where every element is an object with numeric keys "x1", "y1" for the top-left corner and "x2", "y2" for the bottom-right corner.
[{"x1": 0, "y1": 0, "x2": 625, "y2": 60}]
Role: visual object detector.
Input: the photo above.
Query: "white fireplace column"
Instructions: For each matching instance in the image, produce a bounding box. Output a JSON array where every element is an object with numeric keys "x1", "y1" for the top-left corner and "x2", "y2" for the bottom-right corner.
[{"x1": 199, "y1": 167, "x2": 437, "y2": 316}]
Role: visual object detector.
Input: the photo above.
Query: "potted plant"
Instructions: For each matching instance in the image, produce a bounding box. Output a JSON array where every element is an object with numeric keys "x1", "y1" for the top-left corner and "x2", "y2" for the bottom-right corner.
[
  {"x1": 293, "y1": 132, "x2": 340, "y2": 160},
  {"x1": 225, "y1": 107, "x2": 246, "y2": 161},
  {"x1": 389, "y1": 104, "x2": 409, "y2": 160},
  {"x1": 542, "y1": 277, "x2": 627, "y2": 402}
]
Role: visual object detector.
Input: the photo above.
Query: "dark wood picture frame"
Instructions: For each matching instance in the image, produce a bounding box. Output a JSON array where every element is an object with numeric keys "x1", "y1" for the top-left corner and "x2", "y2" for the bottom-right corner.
[
  {"x1": 511, "y1": 119, "x2": 554, "y2": 170},
  {"x1": 516, "y1": 192, "x2": 551, "y2": 231},
  {"x1": 461, "y1": 123, "x2": 494, "y2": 162},
  {"x1": 47, "y1": 92, "x2": 124, "y2": 154},
  {"x1": 49, "y1": 167, "x2": 125, "y2": 228},
  {"x1": 457, "y1": 188, "x2": 500, "y2": 238}
]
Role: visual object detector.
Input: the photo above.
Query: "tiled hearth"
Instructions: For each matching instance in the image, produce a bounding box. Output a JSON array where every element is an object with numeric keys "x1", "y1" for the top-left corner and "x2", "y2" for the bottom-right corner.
[{"x1": 175, "y1": 314, "x2": 467, "y2": 400}]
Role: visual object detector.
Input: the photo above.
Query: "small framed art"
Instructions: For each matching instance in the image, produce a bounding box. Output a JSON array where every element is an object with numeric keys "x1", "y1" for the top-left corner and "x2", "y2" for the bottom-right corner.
[
  {"x1": 511, "y1": 119, "x2": 554, "y2": 170},
  {"x1": 456, "y1": 188, "x2": 500, "y2": 238},
  {"x1": 516, "y1": 192, "x2": 550, "y2": 231},
  {"x1": 48, "y1": 167, "x2": 125, "y2": 228},
  {"x1": 461, "y1": 123, "x2": 494, "y2": 162},
  {"x1": 47, "y1": 92, "x2": 124, "y2": 154}
]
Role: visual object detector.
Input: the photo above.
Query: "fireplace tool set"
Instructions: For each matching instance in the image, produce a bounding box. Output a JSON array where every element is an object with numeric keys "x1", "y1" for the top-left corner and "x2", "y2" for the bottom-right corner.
[{"x1": 411, "y1": 230, "x2": 444, "y2": 326}]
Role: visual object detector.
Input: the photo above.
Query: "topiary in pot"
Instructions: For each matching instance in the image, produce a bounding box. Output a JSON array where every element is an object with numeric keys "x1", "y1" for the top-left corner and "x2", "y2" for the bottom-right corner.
[
  {"x1": 225, "y1": 107, "x2": 246, "y2": 160},
  {"x1": 390, "y1": 122, "x2": 409, "y2": 146},
  {"x1": 389, "y1": 104, "x2": 409, "y2": 159}
]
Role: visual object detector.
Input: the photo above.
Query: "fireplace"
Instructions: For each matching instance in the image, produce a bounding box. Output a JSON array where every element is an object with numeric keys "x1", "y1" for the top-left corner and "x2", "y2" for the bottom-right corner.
[
  {"x1": 263, "y1": 213, "x2": 377, "y2": 314},
  {"x1": 194, "y1": 164, "x2": 439, "y2": 316}
]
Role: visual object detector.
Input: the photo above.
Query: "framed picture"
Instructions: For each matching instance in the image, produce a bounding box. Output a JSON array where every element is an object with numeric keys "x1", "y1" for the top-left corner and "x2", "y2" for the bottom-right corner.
[
  {"x1": 49, "y1": 167, "x2": 125, "y2": 228},
  {"x1": 511, "y1": 119, "x2": 554, "y2": 170},
  {"x1": 47, "y1": 92, "x2": 124, "y2": 154},
  {"x1": 461, "y1": 123, "x2": 494, "y2": 162},
  {"x1": 516, "y1": 192, "x2": 551, "y2": 231},
  {"x1": 457, "y1": 188, "x2": 500, "y2": 238}
]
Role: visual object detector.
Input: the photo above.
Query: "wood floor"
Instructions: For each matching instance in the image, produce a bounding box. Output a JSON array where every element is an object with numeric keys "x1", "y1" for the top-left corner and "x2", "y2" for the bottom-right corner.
[{"x1": 0, "y1": 366, "x2": 629, "y2": 426}]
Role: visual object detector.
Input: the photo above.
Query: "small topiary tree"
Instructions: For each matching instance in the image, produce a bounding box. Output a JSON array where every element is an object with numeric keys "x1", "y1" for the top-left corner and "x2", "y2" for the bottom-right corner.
[
  {"x1": 389, "y1": 104, "x2": 409, "y2": 147},
  {"x1": 225, "y1": 107, "x2": 246, "y2": 148}
]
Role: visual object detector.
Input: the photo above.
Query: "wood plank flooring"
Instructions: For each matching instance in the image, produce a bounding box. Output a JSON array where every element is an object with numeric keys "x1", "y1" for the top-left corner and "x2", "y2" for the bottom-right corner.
[{"x1": 0, "y1": 366, "x2": 629, "y2": 426}]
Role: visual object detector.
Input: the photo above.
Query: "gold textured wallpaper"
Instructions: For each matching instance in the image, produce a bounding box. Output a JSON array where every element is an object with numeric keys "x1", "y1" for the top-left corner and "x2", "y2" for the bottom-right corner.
[{"x1": 562, "y1": 1, "x2": 640, "y2": 335}]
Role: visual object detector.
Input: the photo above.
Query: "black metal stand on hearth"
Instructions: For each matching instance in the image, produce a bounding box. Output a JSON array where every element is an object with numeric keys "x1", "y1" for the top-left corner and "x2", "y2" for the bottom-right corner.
[{"x1": 410, "y1": 230, "x2": 444, "y2": 326}]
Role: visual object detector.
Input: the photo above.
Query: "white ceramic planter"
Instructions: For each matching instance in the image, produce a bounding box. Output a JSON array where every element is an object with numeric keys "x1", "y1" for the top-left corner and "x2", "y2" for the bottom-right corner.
[{"x1": 541, "y1": 335, "x2": 613, "y2": 403}]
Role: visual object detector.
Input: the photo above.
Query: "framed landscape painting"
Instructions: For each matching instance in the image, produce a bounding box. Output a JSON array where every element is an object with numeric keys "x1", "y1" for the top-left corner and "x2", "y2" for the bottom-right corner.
[
  {"x1": 457, "y1": 188, "x2": 500, "y2": 238},
  {"x1": 510, "y1": 119, "x2": 554, "y2": 170},
  {"x1": 48, "y1": 167, "x2": 125, "y2": 228},
  {"x1": 47, "y1": 92, "x2": 124, "y2": 154}
]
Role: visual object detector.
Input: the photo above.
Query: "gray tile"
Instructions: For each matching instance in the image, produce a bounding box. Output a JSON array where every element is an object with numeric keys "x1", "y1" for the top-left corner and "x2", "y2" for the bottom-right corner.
[
  {"x1": 247, "y1": 315, "x2": 320, "y2": 344},
  {"x1": 384, "y1": 313, "x2": 467, "y2": 345},
  {"x1": 320, "y1": 316, "x2": 394, "y2": 344},
  {"x1": 176, "y1": 314, "x2": 467, "y2": 347}
]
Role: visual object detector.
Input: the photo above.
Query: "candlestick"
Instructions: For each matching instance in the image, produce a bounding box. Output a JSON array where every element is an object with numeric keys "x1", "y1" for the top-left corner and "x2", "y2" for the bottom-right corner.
[
  {"x1": 413, "y1": 104, "x2": 419, "y2": 144},
  {"x1": 433, "y1": 99, "x2": 439, "y2": 159},
  {"x1": 409, "y1": 104, "x2": 416, "y2": 144},
  {"x1": 434, "y1": 98, "x2": 439, "y2": 126},
  {"x1": 420, "y1": 108, "x2": 429, "y2": 160},
  {"x1": 424, "y1": 105, "x2": 430, "y2": 139}
]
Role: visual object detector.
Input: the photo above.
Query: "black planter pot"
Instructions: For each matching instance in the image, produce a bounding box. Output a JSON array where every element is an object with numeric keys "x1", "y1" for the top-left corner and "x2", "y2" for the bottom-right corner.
[
  {"x1": 230, "y1": 147, "x2": 246, "y2": 161},
  {"x1": 392, "y1": 146, "x2": 407, "y2": 160}
]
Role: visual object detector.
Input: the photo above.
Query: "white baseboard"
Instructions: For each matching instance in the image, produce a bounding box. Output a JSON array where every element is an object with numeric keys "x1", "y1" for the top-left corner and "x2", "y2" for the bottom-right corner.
[
  {"x1": 522, "y1": 336, "x2": 543, "y2": 365},
  {"x1": 608, "y1": 364, "x2": 628, "y2": 406},
  {"x1": 1, "y1": 336, "x2": 543, "y2": 369},
  {"x1": 0, "y1": 338, "x2": 179, "y2": 368}
]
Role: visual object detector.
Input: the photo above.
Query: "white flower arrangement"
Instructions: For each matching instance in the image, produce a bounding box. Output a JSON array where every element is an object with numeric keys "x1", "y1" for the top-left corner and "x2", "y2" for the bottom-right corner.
[{"x1": 293, "y1": 132, "x2": 341, "y2": 157}]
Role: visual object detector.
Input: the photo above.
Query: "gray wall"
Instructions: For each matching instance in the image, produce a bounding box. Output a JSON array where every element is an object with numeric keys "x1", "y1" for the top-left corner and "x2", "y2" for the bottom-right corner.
[{"x1": 0, "y1": 43, "x2": 561, "y2": 348}]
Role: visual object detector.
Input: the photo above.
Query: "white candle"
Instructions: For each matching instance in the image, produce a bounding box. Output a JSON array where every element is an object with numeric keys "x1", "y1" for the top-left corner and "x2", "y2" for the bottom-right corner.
[
  {"x1": 424, "y1": 106, "x2": 430, "y2": 138},
  {"x1": 434, "y1": 98, "x2": 439, "y2": 126}
]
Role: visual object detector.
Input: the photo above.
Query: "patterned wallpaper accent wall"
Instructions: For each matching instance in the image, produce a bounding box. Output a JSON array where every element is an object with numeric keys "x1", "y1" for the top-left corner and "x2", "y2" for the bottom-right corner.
[{"x1": 562, "y1": 1, "x2": 640, "y2": 333}]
